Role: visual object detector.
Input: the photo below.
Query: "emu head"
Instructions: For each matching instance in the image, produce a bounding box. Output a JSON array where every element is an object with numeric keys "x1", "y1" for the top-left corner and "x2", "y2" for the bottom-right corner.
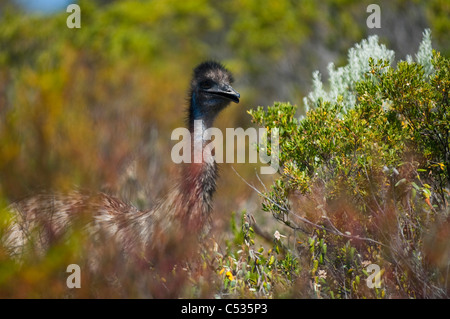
[{"x1": 189, "y1": 61, "x2": 240, "y2": 126}]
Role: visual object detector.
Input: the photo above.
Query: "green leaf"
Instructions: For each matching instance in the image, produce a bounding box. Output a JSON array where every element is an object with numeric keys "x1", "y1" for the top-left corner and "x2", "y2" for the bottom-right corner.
[
  {"x1": 395, "y1": 178, "x2": 407, "y2": 187},
  {"x1": 268, "y1": 255, "x2": 275, "y2": 266},
  {"x1": 411, "y1": 182, "x2": 420, "y2": 190},
  {"x1": 312, "y1": 260, "x2": 319, "y2": 274}
]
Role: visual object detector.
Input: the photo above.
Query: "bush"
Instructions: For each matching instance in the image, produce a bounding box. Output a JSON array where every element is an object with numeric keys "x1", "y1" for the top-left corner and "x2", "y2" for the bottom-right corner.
[{"x1": 244, "y1": 30, "x2": 449, "y2": 298}]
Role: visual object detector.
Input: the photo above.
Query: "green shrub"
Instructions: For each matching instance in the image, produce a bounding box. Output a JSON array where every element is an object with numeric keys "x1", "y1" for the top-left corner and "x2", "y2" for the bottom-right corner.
[{"x1": 245, "y1": 31, "x2": 449, "y2": 298}]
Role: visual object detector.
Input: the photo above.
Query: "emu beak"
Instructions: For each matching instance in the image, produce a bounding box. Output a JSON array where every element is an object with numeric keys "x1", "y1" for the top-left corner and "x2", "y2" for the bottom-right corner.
[{"x1": 204, "y1": 83, "x2": 240, "y2": 103}]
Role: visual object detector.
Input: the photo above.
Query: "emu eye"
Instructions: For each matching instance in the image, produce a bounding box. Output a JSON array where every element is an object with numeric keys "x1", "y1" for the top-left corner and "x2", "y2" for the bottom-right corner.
[{"x1": 200, "y1": 80, "x2": 214, "y2": 90}]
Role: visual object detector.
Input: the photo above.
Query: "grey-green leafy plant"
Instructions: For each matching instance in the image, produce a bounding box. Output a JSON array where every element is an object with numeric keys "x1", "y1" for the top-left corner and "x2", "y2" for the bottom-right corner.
[
  {"x1": 249, "y1": 29, "x2": 449, "y2": 298},
  {"x1": 303, "y1": 29, "x2": 435, "y2": 113}
]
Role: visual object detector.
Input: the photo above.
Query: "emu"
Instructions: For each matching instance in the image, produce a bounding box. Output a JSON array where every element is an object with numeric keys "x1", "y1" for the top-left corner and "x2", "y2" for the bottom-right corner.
[{"x1": 3, "y1": 61, "x2": 240, "y2": 264}]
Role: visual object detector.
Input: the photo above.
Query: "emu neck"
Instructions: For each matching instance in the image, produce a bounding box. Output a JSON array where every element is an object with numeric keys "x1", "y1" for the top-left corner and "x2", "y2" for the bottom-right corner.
[
  {"x1": 188, "y1": 93, "x2": 218, "y2": 165},
  {"x1": 188, "y1": 92, "x2": 217, "y2": 131},
  {"x1": 176, "y1": 97, "x2": 219, "y2": 229}
]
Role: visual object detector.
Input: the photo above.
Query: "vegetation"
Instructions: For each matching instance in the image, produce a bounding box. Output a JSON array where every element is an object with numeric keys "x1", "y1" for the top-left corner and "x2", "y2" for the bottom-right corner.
[
  {"x1": 0, "y1": 1, "x2": 449, "y2": 298},
  {"x1": 247, "y1": 31, "x2": 449, "y2": 298}
]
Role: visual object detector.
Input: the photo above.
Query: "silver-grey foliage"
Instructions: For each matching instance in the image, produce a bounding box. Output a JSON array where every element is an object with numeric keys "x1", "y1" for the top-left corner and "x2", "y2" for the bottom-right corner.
[{"x1": 303, "y1": 29, "x2": 434, "y2": 114}]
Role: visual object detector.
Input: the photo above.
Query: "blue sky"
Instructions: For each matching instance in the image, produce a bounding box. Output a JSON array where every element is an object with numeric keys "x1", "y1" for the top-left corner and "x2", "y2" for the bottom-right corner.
[{"x1": 15, "y1": 0, "x2": 76, "y2": 14}]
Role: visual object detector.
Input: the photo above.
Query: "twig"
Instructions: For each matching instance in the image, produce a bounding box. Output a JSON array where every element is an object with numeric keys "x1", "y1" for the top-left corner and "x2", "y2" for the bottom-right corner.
[
  {"x1": 254, "y1": 169, "x2": 268, "y2": 193},
  {"x1": 232, "y1": 166, "x2": 386, "y2": 247}
]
